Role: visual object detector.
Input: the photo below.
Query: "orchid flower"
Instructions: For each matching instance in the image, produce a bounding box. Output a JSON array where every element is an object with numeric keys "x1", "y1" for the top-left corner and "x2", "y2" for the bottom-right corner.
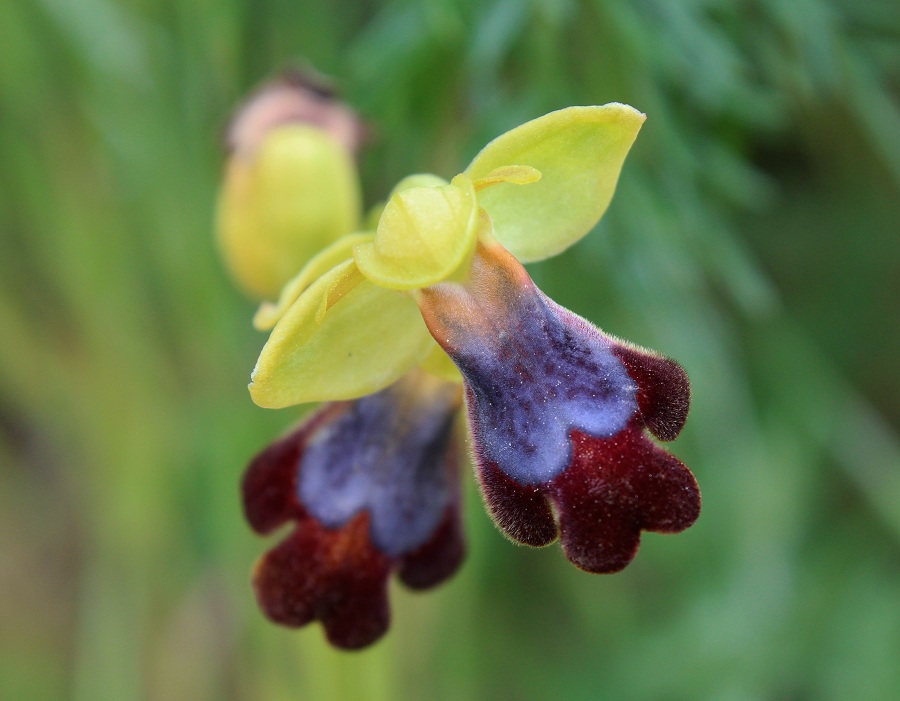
[{"x1": 220, "y1": 89, "x2": 700, "y2": 650}]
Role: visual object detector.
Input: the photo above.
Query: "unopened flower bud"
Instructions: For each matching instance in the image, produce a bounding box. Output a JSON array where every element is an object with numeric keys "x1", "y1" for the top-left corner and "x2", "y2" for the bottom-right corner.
[{"x1": 217, "y1": 71, "x2": 364, "y2": 299}]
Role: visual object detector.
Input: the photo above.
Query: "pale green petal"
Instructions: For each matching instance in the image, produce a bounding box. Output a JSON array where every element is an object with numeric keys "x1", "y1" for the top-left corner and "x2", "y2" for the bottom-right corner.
[
  {"x1": 253, "y1": 232, "x2": 372, "y2": 331},
  {"x1": 465, "y1": 104, "x2": 645, "y2": 262},
  {"x1": 217, "y1": 125, "x2": 361, "y2": 299},
  {"x1": 249, "y1": 261, "x2": 434, "y2": 408},
  {"x1": 353, "y1": 174, "x2": 478, "y2": 289}
]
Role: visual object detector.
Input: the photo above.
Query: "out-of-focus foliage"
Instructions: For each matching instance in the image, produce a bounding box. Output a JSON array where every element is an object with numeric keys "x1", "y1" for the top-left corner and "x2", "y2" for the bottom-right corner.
[{"x1": 1, "y1": 0, "x2": 898, "y2": 699}]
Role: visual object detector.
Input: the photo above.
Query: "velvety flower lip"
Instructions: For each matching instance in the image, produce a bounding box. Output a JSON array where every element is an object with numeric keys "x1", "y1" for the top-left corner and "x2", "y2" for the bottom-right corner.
[
  {"x1": 418, "y1": 241, "x2": 639, "y2": 485},
  {"x1": 242, "y1": 371, "x2": 465, "y2": 649},
  {"x1": 418, "y1": 241, "x2": 699, "y2": 572}
]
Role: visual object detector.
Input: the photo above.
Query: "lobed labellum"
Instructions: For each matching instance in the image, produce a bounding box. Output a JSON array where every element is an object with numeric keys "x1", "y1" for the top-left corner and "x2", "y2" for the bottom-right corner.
[
  {"x1": 241, "y1": 372, "x2": 465, "y2": 648},
  {"x1": 418, "y1": 242, "x2": 699, "y2": 573}
]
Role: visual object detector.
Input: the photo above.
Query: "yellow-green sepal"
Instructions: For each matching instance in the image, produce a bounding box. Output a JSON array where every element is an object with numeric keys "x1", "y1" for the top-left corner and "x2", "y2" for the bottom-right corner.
[
  {"x1": 253, "y1": 232, "x2": 372, "y2": 331},
  {"x1": 249, "y1": 260, "x2": 434, "y2": 408},
  {"x1": 353, "y1": 174, "x2": 479, "y2": 290},
  {"x1": 465, "y1": 104, "x2": 645, "y2": 263},
  {"x1": 217, "y1": 124, "x2": 361, "y2": 300}
]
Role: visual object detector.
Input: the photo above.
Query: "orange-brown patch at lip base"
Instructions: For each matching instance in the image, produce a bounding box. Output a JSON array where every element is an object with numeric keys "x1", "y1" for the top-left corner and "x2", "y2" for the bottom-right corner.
[{"x1": 417, "y1": 240, "x2": 536, "y2": 356}]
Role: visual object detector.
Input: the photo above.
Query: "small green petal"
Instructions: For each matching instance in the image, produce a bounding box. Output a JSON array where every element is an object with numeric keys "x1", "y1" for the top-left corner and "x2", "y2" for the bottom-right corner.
[
  {"x1": 353, "y1": 174, "x2": 478, "y2": 290},
  {"x1": 249, "y1": 261, "x2": 434, "y2": 408},
  {"x1": 253, "y1": 232, "x2": 372, "y2": 331},
  {"x1": 217, "y1": 124, "x2": 361, "y2": 299},
  {"x1": 465, "y1": 104, "x2": 645, "y2": 262}
]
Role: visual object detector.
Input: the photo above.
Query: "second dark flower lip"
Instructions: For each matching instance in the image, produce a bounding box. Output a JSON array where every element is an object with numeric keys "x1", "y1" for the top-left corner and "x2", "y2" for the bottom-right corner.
[
  {"x1": 242, "y1": 370, "x2": 466, "y2": 649},
  {"x1": 418, "y1": 241, "x2": 700, "y2": 573}
]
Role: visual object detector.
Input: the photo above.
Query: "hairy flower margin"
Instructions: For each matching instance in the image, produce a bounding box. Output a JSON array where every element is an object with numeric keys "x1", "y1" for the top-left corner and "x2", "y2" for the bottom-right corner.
[{"x1": 218, "y1": 75, "x2": 700, "y2": 650}]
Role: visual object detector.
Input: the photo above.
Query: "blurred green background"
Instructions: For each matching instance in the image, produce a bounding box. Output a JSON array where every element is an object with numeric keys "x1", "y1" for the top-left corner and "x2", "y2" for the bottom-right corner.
[{"x1": 2, "y1": 0, "x2": 899, "y2": 699}]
